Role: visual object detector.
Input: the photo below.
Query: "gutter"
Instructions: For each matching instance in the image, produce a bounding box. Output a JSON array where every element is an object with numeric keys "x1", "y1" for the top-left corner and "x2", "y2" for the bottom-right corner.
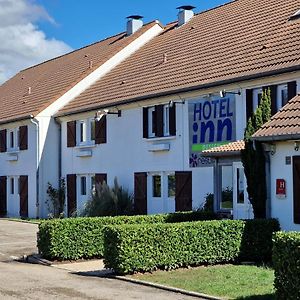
[
  {"x1": 30, "y1": 117, "x2": 40, "y2": 219},
  {"x1": 0, "y1": 115, "x2": 33, "y2": 126},
  {"x1": 56, "y1": 64, "x2": 300, "y2": 118},
  {"x1": 252, "y1": 134, "x2": 300, "y2": 142}
]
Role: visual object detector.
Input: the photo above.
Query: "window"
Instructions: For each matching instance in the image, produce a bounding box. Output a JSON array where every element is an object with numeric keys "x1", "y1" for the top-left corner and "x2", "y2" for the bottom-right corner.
[
  {"x1": 7, "y1": 128, "x2": 19, "y2": 151},
  {"x1": 252, "y1": 88, "x2": 263, "y2": 111},
  {"x1": 152, "y1": 175, "x2": 161, "y2": 197},
  {"x1": 277, "y1": 84, "x2": 288, "y2": 110},
  {"x1": 167, "y1": 175, "x2": 175, "y2": 197},
  {"x1": 220, "y1": 165, "x2": 233, "y2": 210},
  {"x1": 77, "y1": 118, "x2": 95, "y2": 146},
  {"x1": 10, "y1": 177, "x2": 14, "y2": 195},
  {"x1": 91, "y1": 175, "x2": 96, "y2": 194},
  {"x1": 80, "y1": 176, "x2": 87, "y2": 195},
  {"x1": 144, "y1": 104, "x2": 176, "y2": 139}
]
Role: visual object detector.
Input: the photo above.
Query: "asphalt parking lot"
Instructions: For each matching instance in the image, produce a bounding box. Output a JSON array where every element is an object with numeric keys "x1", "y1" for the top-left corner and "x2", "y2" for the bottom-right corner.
[{"x1": 0, "y1": 220, "x2": 202, "y2": 300}]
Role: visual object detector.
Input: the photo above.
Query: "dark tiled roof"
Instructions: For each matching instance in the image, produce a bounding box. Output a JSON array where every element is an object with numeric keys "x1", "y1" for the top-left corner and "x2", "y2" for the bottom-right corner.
[
  {"x1": 0, "y1": 22, "x2": 157, "y2": 123},
  {"x1": 253, "y1": 94, "x2": 300, "y2": 140},
  {"x1": 58, "y1": 0, "x2": 300, "y2": 115}
]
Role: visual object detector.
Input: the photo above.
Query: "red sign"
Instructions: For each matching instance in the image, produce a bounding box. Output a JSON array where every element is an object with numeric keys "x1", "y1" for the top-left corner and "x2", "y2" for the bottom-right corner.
[{"x1": 276, "y1": 179, "x2": 286, "y2": 198}]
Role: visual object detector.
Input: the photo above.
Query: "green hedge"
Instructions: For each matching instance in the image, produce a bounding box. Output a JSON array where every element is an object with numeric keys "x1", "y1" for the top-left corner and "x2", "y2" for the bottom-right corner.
[
  {"x1": 37, "y1": 211, "x2": 216, "y2": 260},
  {"x1": 103, "y1": 219, "x2": 280, "y2": 274},
  {"x1": 273, "y1": 232, "x2": 300, "y2": 299}
]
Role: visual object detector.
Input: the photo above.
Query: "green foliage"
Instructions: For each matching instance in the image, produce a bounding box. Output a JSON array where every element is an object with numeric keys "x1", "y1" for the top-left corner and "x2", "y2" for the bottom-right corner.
[
  {"x1": 242, "y1": 88, "x2": 271, "y2": 218},
  {"x1": 273, "y1": 232, "x2": 300, "y2": 299},
  {"x1": 81, "y1": 178, "x2": 134, "y2": 217},
  {"x1": 103, "y1": 219, "x2": 280, "y2": 274},
  {"x1": 202, "y1": 193, "x2": 214, "y2": 212},
  {"x1": 46, "y1": 178, "x2": 66, "y2": 219},
  {"x1": 37, "y1": 211, "x2": 217, "y2": 260}
]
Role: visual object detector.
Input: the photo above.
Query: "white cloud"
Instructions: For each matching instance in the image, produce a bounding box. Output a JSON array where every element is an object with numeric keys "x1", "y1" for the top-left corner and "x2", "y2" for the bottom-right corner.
[{"x1": 0, "y1": 0, "x2": 72, "y2": 84}]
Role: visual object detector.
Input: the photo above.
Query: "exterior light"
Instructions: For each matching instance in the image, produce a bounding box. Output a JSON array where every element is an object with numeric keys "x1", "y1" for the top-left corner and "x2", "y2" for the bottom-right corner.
[
  {"x1": 219, "y1": 89, "x2": 241, "y2": 98},
  {"x1": 168, "y1": 100, "x2": 185, "y2": 108},
  {"x1": 95, "y1": 108, "x2": 121, "y2": 121}
]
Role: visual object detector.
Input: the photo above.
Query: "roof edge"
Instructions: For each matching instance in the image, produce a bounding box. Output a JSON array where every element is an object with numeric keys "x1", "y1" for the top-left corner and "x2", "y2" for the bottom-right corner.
[
  {"x1": 56, "y1": 64, "x2": 300, "y2": 118},
  {"x1": 252, "y1": 134, "x2": 300, "y2": 142},
  {"x1": 0, "y1": 115, "x2": 33, "y2": 126}
]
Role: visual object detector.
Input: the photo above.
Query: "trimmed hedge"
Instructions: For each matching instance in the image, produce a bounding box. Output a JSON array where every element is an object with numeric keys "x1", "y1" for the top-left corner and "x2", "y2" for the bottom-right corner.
[
  {"x1": 273, "y1": 232, "x2": 300, "y2": 299},
  {"x1": 103, "y1": 219, "x2": 280, "y2": 274},
  {"x1": 37, "y1": 211, "x2": 216, "y2": 260}
]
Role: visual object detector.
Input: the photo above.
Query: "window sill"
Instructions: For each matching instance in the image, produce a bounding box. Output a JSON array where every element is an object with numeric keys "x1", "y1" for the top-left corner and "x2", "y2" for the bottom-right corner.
[
  {"x1": 144, "y1": 135, "x2": 176, "y2": 142},
  {"x1": 75, "y1": 143, "x2": 96, "y2": 149},
  {"x1": 7, "y1": 149, "x2": 20, "y2": 154}
]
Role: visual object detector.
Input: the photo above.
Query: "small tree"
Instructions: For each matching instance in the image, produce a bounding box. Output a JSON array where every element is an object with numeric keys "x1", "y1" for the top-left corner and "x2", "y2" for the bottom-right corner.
[
  {"x1": 241, "y1": 89, "x2": 271, "y2": 218},
  {"x1": 46, "y1": 178, "x2": 66, "y2": 218}
]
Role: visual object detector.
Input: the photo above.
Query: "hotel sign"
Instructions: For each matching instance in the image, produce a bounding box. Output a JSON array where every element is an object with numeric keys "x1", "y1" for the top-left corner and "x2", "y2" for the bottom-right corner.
[{"x1": 189, "y1": 95, "x2": 236, "y2": 167}]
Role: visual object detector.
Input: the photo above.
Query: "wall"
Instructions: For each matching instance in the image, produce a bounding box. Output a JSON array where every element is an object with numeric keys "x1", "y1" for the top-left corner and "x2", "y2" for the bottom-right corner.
[{"x1": 0, "y1": 120, "x2": 37, "y2": 218}]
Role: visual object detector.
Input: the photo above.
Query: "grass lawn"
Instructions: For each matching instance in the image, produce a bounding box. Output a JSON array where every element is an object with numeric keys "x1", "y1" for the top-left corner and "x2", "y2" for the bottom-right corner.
[{"x1": 128, "y1": 264, "x2": 275, "y2": 299}]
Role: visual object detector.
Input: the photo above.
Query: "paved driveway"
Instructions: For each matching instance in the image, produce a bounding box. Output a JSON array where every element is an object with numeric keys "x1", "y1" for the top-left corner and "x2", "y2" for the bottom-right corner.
[
  {"x1": 0, "y1": 220, "x2": 202, "y2": 300},
  {"x1": 0, "y1": 220, "x2": 38, "y2": 261}
]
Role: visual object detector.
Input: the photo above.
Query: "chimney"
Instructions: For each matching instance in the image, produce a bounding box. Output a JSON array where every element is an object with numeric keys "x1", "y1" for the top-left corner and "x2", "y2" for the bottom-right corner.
[
  {"x1": 126, "y1": 15, "x2": 144, "y2": 36},
  {"x1": 177, "y1": 5, "x2": 195, "y2": 26}
]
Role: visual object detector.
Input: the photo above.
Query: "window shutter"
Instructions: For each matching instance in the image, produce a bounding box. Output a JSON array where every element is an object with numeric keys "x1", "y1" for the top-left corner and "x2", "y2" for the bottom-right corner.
[
  {"x1": 288, "y1": 81, "x2": 297, "y2": 101},
  {"x1": 169, "y1": 105, "x2": 176, "y2": 136},
  {"x1": 67, "y1": 174, "x2": 77, "y2": 217},
  {"x1": 246, "y1": 89, "x2": 253, "y2": 123},
  {"x1": 155, "y1": 105, "x2": 164, "y2": 137},
  {"x1": 19, "y1": 125, "x2": 28, "y2": 150},
  {"x1": 175, "y1": 171, "x2": 192, "y2": 212},
  {"x1": 95, "y1": 173, "x2": 107, "y2": 185},
  {"x1": 268, "y1": 85, "x2": 277, "y2": 115},
  {"x1": 143, "y1": 108, "x2": 148, "y2": 138},
  {"x1": 293, "y1": 156, "x2": 300, "y2": 224},
  {"x1": 67, "y1": 121, "x2": 76, "y2": 148},
  {"x1": 0, "y1": 176, "x2": 7, "y2": 216},
  {"x1": 134, "y1": 172, "x2": 147, "y2": 215},
  {"x1": 19, "y1": 175, "x2": 28, "y2": 218},
  {"x1": 95, "y1": 116, "x2": 107, "y2": 144},
  {"x1": 0, "y1": 129, "x2": 7, "y2": 153}
]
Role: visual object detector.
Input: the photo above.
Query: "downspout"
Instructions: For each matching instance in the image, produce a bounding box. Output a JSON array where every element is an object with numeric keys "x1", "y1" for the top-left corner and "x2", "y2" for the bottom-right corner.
[
  {"x1": 54, "y1": 118, "x2": 62, "y2": 183},
  {"x1": 30, "y1": 117, "x2": 40, "y2": 219},
  {"x1": 264, "y1": 151, "x2": 272, "y2": 219}
]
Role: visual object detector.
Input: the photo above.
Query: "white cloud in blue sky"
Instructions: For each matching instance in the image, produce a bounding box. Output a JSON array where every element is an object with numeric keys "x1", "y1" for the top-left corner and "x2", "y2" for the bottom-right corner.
[{"x1": 0, "y1": 0, "x2": 72, "y2": 84}]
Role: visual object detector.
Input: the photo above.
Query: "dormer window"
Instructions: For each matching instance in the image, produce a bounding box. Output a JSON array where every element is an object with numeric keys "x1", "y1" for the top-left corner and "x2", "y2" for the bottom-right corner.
[{"x1": 290, "y1": 9, "x2": 300, "y2": 20}]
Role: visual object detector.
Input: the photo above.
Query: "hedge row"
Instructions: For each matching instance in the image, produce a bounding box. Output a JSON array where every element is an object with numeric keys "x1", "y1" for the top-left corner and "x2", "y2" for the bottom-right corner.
[
  {"x1": 37, "y1": 211, "x2": 217, "y2": 260},
  {"x1": 103, "y1": 219, "x2": 280, "y2": 274},
  {"x1": 273, "y1": 232, "x2": 300, "y2": 299}
]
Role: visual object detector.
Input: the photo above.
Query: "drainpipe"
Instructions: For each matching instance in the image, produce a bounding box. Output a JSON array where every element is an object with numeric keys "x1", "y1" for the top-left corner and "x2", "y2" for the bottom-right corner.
[
  {"x1": 30, "y1": 117, "x2": 40, "y2": 219},
  {"x1": 54, "y1": 118, "x2": 62, "y2": 182},
  {"x1": 264, "y1": 151, "x2": 271, "y2": 219}
]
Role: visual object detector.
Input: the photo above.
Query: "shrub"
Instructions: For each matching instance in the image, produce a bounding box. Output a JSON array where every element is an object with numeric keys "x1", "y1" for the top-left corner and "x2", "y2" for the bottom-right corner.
[
  {"x1": 37, "y1": 211, "x2": 217, "y2": 260},
  {"x1": 81, "y1": 178, "x2": 134, "y2": 217},
  {"x1": 273, "y1": 232, "x2": 300, "y2": 299},
  {"x1": 46, "y1": 178, "x2": 66, "y2": 219},
  {"x1": 103, "y1": 219, "x2": 280, "y2": 274}
]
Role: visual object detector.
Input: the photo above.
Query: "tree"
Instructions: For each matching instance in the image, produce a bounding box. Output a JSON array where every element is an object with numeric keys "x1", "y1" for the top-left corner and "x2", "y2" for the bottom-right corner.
[{"x1": 241, "y1": 89, "x2": 271, "y2": 218}]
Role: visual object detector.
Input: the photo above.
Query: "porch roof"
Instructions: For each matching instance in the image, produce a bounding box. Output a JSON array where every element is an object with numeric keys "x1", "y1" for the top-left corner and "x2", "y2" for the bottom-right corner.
[{"x1": 201, "y1": 140, "x2": 245, "y2": 157}]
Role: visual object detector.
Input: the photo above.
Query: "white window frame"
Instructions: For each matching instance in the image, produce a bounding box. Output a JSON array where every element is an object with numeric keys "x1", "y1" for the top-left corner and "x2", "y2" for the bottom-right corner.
[
  {"x1": 7, "y1": 128, "x2": 19, "y2": 152},
  {"x1": 163, "y1": 105, "x2": 170, "y2": 136},
  {"x1": 252, "y1": 88, "x2": 263, "y2": 112},
  {"x1": 277, "y1": 84, "x2": 288, "y2": 111},
  {"x1": 77, "y1": 174, "x2": 96, "y2": 197},
  {"x1": 148, "y1": 107, "x2": 156, "y2": 138},
  {"x1": 77, "y1": 118, "x2": 96, "y2": 146}
]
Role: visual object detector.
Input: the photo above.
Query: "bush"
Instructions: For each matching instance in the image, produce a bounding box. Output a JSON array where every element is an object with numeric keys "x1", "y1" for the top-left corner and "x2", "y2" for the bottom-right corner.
[
  {"x1": 81, "y1": 179, "x2": 134, "y2": 217},
  {"x1": 37, "y1": 211, "x2": 217, "y2": 260},
  {"x1": 273, "y1": 232, "x2": 300, "y2": 299},
  {"x1": 103, "y1": 219, "x2": 280, "y2": 274}
]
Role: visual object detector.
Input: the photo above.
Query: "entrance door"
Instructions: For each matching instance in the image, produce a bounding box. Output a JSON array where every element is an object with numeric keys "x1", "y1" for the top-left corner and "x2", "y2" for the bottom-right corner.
[
  {"x1": 233, "y1": 162, "x2": 253, "y2": 219},
  {"x1": 7, "y1": 176, "x2": 19, "y2": 217}
]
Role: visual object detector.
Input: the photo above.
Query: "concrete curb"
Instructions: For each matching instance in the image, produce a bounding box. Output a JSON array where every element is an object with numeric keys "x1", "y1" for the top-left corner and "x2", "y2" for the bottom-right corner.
[{"x1": 110, "y1": 275, "x2": 225, "y2": 300}]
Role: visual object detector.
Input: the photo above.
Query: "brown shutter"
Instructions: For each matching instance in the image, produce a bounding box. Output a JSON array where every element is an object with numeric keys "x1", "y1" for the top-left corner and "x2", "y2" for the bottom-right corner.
[
  {"x1": 95, "y1": 116, "x2": 107, "y2": 144},
  {"x1": 143, "y1": 108, "x2": 148, "y2": 138},
  {"x1": 155, "y1": 105, "x2": 164, "y2": 137},
  {"x1": 67, "y1": 174, "x2": 77, "y2": 217},
  {"x1": 67, "y1": 121, "x2": 76, "y2": 148},
  {"x1": 134, "y1": 172, "x2": 147, "y2": 215},
  {"x1": 95, "y1": 173, "x2": 107, "y2": 185},
  {"x1": 293, "y1": 156, "x2": 300, "y2": 224},
  {"x1": 19, "y1": 175, "x2": 28, "y2": 218},
  {"x1": 0, "y1": 176, "x2": 7, "y2": 216},
  {"x1": 175, "y1": 171, "x2": 192, "y2": 212},
  {"x1": 288, "y1": 81, "x2": 297, "y2": 101},
  {"x1": 268, "y1": 85, "x2": 277, "y2": 115},
  {"x1": 19, "y1": 125, "x2": 28, "y2": 150},
  {"x1": 169, "y1": 105, "x2": 176, "y2": 136},
  {"x1": 0, "y1": 129, "x2": 7, "y2": 153},
  {"x1": 246, "y1": 89, "x2": 253, "y2": 122}
]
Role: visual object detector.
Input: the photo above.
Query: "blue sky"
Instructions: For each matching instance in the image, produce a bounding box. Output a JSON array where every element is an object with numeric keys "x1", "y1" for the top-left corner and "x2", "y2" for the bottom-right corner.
[{"x1": 38, "y1": 0, "x2": 232, "y2": 49}]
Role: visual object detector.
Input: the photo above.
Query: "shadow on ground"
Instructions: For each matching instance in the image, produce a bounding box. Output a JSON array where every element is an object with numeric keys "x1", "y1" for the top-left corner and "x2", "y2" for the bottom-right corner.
[{"x1": 236, "y1": 294, "x2": 274, "y2": 300}]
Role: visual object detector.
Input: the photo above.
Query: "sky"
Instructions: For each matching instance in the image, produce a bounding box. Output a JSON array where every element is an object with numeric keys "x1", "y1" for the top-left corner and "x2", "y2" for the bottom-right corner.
[{"x1": 0, "y1": 0, "x2": 231, "y2": 83}]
